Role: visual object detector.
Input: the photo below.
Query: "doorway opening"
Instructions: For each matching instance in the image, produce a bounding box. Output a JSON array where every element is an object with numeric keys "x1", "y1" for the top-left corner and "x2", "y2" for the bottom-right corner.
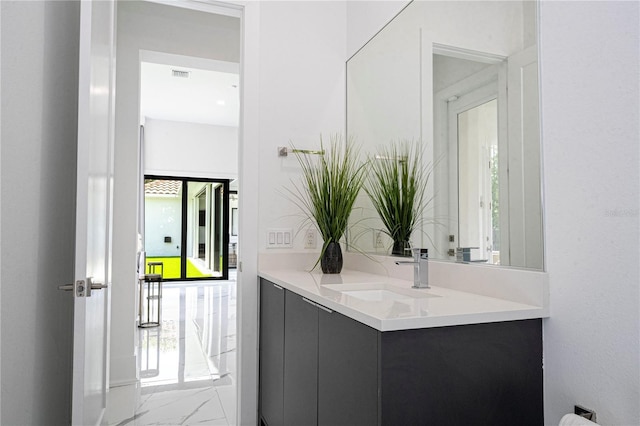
[
  {"x1": 105, "y1": 1, "x2": 244, "y2": 424},
  {"x1": 138, "y1": 53, "x2": 240, "y2": 278},
  {"x1": 433, "y1": 49, "x2": 506, "y2": 265}
]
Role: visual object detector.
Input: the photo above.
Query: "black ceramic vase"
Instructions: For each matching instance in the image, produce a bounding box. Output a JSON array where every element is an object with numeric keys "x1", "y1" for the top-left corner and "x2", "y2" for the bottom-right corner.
[
  {"x1": 321, "y1": 241, "x2": 343, "y2": 274},
  {"x1": 392, "y1": 240, "x2": 412, "y2": 257}
]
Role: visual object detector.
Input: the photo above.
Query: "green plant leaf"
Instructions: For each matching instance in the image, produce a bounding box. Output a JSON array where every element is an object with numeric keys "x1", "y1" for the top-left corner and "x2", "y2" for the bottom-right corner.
[
  {"x1": 364, "y1": 140, "x2": 432, "y2": 245},
  {"x1": 284, "y1": 134, "x2": 368, "y2": 269}
]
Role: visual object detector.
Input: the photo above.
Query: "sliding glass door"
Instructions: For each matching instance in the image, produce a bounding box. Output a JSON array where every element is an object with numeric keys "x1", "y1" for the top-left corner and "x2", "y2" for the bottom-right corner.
[
  {"x1": 144, "y1": 176, "x2": 229, "y2": 280},
  {"x1": 187, "y1": 181, "x2": 226, "y2": 278}
]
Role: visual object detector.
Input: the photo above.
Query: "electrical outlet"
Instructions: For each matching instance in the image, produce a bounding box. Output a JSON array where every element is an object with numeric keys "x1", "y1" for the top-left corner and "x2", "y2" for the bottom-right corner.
[
  {"x1": 304, "y1": 228, "x2": 317, "y2": 249},
  {"x1": 374, "y1": 230, "x2": 385, "y2": 249}
]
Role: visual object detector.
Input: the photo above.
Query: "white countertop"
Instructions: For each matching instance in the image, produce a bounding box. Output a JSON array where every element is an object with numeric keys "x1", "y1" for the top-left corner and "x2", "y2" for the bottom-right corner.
[{"x1": 259, "y1": 268, "x2": 548, "y2": 332}]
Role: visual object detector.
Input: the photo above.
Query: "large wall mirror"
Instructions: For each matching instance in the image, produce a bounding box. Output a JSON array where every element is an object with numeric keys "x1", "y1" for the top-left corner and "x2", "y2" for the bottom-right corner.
[{"x1": 347, "y1": 0, "x2": 544, "y2": 270}]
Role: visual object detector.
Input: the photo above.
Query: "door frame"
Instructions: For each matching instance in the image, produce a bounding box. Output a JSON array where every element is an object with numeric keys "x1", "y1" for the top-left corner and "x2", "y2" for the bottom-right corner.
[{"x1": 134, "y1": 1, "x2": 261, "y2": 423}]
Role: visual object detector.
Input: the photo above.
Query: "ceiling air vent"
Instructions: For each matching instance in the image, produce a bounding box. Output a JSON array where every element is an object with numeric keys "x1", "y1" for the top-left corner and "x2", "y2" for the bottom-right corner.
[{"x1": 171, "y1": 69, "x2": 190, "y2": 78}]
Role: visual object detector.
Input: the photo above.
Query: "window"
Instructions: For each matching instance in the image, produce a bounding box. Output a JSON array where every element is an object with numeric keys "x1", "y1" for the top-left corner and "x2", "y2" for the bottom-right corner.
[{"x1": 144, "y1": 176, "x2": 230, "y2": 280}]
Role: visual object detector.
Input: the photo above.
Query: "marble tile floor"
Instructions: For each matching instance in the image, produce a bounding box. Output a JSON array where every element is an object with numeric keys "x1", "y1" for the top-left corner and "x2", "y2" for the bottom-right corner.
[{"x1": 107, "y1": 275, "x2": 237, "y2": 426}]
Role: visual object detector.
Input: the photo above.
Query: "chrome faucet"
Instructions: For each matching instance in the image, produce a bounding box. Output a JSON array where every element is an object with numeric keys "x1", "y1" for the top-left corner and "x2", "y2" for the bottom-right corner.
[{"x1": 395, "y1": 248, "x2": 429, "y2": 289}]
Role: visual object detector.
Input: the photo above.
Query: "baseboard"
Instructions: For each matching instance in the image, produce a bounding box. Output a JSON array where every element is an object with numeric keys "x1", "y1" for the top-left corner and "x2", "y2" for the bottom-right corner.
[{"x1": 109, "y1": 353, "x2": 138, "y2": 388}]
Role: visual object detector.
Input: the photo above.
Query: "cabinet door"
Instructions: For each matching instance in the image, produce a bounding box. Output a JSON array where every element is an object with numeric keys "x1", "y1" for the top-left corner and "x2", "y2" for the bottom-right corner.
[
  {"x1": 380, "y1": 319, "x2": 543, "y2": 425},
  {"x1": 318, "y1": 307, "x2": 379, "y2": 426},
  {"x1": 284, "y1": 292, "x2": 318, "y2": 426},
  {"x1": 259, "y1": 279, "x2": 285, "y2": 426}
]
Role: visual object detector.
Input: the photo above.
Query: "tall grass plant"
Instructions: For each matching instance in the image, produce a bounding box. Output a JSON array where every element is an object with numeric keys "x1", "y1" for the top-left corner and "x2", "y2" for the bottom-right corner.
[
  {"x1": 365, "y1": 140, "x2": 432, "y2": 256},
  {"x1": 287, "y1": 135, "x2": 367, "y2": 271}
]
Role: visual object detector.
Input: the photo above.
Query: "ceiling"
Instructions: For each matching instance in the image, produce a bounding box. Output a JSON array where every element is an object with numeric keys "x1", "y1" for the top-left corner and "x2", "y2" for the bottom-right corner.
[{"x1": 140, "y1": 61, "x2": 240, "y2": 127}]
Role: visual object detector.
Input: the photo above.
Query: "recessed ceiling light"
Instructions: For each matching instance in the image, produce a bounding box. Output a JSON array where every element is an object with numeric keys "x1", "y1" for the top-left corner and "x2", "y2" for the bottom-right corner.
[{"x1": 217, "y1": 100, "x2": 226, "y2": 106}]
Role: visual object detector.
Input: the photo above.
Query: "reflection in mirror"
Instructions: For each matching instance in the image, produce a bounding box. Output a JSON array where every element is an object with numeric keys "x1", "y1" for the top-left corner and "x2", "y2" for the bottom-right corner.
[
  {"x1": 433, "y1": 51, "x2": 503, "y2": 267},
  {"x1": 457, "y1": 98, "x2": 498, "y2": 262},
  {"x1": 346, "y1": 0, "x2": 543, "y2": 270}
]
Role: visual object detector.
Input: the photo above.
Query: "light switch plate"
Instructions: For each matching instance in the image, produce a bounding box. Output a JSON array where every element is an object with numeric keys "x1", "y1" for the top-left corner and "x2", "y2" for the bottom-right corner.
[{"x1": 267, "y1": 228, "x2": 293, "y2": 249}]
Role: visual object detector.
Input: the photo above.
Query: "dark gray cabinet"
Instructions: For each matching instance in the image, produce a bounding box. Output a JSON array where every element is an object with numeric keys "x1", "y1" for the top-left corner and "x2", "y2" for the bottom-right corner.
[
  {"x1": 318, "y1": 306, "x2": 378, "y2": 426},
  {"x1": 378, "y1": 320, "x2": 543, "y2": 425},
  {"x1": 283, "y1": 291, "x2": 318, "y2": 426},
  {"x1": 260, "y1": 279, "x2": 377, "y2": 426},
  {"x1": 259, "y1": 278, "x2": 543, "y2": 426},
  {"x1": 259, "y1": 279, "x2": 284, "y2": 426}
]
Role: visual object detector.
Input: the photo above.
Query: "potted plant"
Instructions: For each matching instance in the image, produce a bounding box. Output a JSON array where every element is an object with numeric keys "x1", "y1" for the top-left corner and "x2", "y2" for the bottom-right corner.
[
  {"x1": 288, "y1": 135, "x2": 367, "y2": 273},
  {"x1": 365, "y1": 140, "x2": 431, "y2": 256}
]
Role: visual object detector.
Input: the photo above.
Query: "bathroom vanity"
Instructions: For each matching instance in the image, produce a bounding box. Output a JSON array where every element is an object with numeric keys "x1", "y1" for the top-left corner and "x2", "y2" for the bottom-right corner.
[{"x1": 258, "y1": 269, "x2": 547, "y2": 426}]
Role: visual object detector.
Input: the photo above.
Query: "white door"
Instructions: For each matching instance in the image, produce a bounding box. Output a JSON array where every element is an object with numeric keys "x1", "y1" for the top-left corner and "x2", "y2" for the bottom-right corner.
[
  {"x1": 447, "y1": 81, "x2": 499, "y2": 262},
  {"x1": 453, "y1": 97, "x2": 498, "y2": 259},
  {"x1": 61, "y1": 1, "x2": 116, "y2": 425}
]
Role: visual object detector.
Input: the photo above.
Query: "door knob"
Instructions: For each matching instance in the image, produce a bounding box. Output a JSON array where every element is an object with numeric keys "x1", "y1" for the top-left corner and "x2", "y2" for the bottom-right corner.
[{"x1": 57, "y1": 278, "x2": 107, "y2": 297}]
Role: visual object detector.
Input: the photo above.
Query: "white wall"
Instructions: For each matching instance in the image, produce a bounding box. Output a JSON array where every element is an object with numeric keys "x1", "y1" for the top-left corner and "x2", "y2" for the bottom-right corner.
[
  {"x1": 256, "y1": 1, "x2": 348, "y2": 253},
  {"x1": 539, "y1": 1, "x2": 639, "y2": 424},
  {"x1": 0, "y1": 1, "x2": 78, "y2": 423},
  {"x1": 144, "y1": 118, "x2": 238, "y2": 179},
  {"x1": 144, "y1": 196, "x2": 182, "y2": 257},
  {"x1": 112, "y1": 1, "x2": 240, "y2": 386},
  {"x1": 232, "y1": 2, "x2": 349, "y2": 423}
]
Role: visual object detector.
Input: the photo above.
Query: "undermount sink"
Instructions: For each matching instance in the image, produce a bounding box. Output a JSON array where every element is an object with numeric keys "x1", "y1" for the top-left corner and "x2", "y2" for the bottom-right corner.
[
  {"x1": 321, "y1": 283, "x2": 440, "y2": 301},
  {"x1": 342, "y1": 289, "x2": 415, "y2": 302}
]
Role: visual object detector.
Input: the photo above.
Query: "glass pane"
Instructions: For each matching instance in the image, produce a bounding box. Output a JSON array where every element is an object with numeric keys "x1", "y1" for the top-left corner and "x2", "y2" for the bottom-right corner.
[
  {"x1": 213, "y1": 184, "x2": 225, "y2": 275},
  {"x1": 229, "y1": 191, "x2": 238, "y2": 269},
  {"x1": 144, "y1": 179, "x2": 183, "y2": 279},
  {"x1": 186, "y1": 182, "x2": 218, "y2": 278}
]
